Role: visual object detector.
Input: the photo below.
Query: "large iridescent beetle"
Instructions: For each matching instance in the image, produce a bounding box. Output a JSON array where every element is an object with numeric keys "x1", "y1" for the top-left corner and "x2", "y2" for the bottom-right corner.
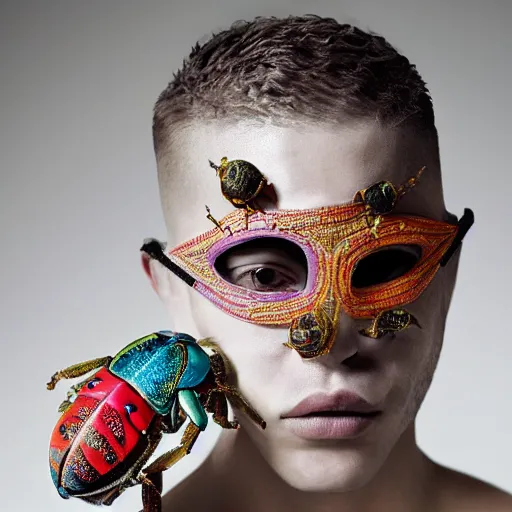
[{"x1": 47, "y1": 331, "x2": 266, "y2": 511}]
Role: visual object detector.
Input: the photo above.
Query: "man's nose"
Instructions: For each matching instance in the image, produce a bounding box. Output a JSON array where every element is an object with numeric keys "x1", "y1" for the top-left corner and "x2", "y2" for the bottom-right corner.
[
  {"x1": 287, "y1": 292, "x2": 358, "y2": 360},
  {"x1": 325, "y1": 305, "x2": 360, "y2": 364}
]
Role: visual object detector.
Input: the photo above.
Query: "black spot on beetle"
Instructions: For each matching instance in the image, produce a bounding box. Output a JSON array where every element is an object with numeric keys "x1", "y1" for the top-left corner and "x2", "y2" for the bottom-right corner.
[
  {"x1": 125, "y1": 403, "x2": 137, "y2": 414},
  {"x1": 104, "y1": 451, "x2": 117, "y2": 465},
  {"x1": 87, "y1": 377, "x2": 102, "y2": 390}
]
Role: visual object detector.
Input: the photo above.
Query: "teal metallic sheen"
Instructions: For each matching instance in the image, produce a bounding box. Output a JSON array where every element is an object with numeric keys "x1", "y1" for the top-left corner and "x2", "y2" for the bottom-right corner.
[
  {"x1": 109, "y1": 331, "x2": 211, "y2": 416},
  {"x1": 178, "y1": 389, "x2": 208, "y2": 430},
  {"x1": 178, "y1": 343, "x2": 211, "y2": 389}
]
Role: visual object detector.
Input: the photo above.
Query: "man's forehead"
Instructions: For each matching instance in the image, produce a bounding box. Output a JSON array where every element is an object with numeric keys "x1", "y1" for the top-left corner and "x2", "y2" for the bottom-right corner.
[{"x1": 158, "y1": 120, "x2": 445, "y2": 242}]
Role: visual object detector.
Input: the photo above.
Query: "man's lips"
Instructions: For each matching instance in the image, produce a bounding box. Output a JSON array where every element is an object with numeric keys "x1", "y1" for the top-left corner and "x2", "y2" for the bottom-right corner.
[
  {"x1": 280, "y1": 391, "x2": 382, "y2": 418},
  {"x1": 280, "y1": 391, "x2": 383, "y2": 440}
]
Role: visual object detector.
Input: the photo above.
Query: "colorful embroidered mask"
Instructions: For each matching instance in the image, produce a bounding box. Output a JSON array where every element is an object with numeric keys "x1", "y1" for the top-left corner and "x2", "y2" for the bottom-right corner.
[{"x1": 142, "y1": 166, "x2": 474, "y2": 359}]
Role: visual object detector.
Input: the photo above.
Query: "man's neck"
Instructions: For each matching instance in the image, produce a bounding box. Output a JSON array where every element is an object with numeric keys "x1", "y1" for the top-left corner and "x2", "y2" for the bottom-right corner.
[{"x1": 204, "y1": 422, "x2": 439, "y2": 512}]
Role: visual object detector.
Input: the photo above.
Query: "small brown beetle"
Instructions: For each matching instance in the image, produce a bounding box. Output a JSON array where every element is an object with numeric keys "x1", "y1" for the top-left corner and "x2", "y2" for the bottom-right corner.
[
  {"x1": 209, "y1": 157, "x2": 268, "y2": 213},
  {"x1": 354, "y1": 166, "x2": 426, "y2": 237},
  {"x1": 359, "y1": 308, "x2": 421, "y2": 339}
]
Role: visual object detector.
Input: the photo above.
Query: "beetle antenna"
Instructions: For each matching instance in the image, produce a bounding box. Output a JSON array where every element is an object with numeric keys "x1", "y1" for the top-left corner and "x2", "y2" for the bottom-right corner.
[
  {"x1": 205, "y1": 205, "x2": 223, "y2": 231},
  {"x1": 208, "y1": 159, "x2": 219, "y2": 175}
]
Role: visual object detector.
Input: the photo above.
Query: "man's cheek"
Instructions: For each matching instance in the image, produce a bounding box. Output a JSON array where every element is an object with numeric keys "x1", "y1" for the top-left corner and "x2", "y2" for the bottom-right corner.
[
  {"x1": 234, "y1": 349, "x2": 284, "y2": 399},
  {"x1": 378, "y1": 328, "x2": 434, "y2": 397},
  {"x1": 190, "y1": 296, "x2": 282, "y2": 375}
]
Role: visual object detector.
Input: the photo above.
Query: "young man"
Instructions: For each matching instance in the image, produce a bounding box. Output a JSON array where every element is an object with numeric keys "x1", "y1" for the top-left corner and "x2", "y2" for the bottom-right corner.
[{"x1": 142, "y1": 15, "x2": 512, "y2": 512}]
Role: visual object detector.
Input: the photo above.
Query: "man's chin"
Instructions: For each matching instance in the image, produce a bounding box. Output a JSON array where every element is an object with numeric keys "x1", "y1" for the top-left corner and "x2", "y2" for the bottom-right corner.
[
  {"x1": 276, "y1": 467, "x2": 380, "y2": 493},
  {"x1": 266, "y1": 445, "x2": 386, "y2": 493}
]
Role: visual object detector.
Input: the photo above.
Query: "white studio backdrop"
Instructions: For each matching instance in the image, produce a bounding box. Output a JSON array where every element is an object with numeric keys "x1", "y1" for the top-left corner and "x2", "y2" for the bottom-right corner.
[{"x1": 1, "y1": 0, "x2": 510, "y2": 509}]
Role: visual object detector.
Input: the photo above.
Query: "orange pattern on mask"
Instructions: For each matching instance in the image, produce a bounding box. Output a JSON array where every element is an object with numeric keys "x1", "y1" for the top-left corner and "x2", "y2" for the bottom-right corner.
[{"x1": 167, "y1": 202, "x2": 458, "y2": 326}]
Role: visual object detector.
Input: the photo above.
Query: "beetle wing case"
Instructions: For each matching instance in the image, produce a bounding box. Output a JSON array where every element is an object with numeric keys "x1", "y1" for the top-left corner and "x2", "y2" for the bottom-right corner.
[
  {"x1": 49, "y1": 331, "x2": 214, "y2": 506},
  {"x1": 49, "y1": 367, "x2": 156, "y2": 500},
  {"x1": 109, "y1": 331, "x2": 210, "y2": 415}
]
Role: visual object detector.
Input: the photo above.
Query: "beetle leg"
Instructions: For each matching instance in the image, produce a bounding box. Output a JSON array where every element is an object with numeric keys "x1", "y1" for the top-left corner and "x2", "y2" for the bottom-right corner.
[
  {"x1": 139, "y1": 422, "x2": 202, "y2": 478},
  {"x1": 205, "y1": 205, "x2": 222, "y2": 230},
  {"x1": 369, "y1": 215, "x2": 382, "y2": 238},
  {"x1": 140, "y1": 471, "x2": 163, "y2": 512},
  {"x1": 57, "y1": 377, "x2": 91, "y2": 412},
  {"x1": 46, "y1": 356, "x2": 112, "y2": 390},
  {"x1": 245, "y1": 203, "x2": 257, "y2": 214},
  {"x1": 178, "y1": 389, "x2": 208, "y2": 430},
  {"x1": 396, "y1": 165, "x2": 426, "y2": 198},
  {"x1": 218, "y1": 383, "x2": 266, "y2": 430},
  {"x1": 197, "y1": 339, "x2": 266, "y2": 429},
  {"x1": 197, "y1": 338, "x2": 235, "y2": 378},
  {"x1": 196, "y1": 336, "x2": 221, "y2": 351},
  {"x1": 160, "y1": 396, "x2": 187, "y2": 434},
  {"x1": 209, "y1": 352, "x2": 266, "y2": 430},
  {"x1": 80, "y1": 486, "x2": 123, "y2": 507},
  {"x1": 205, "y1": 389, "x2": 239, "y2": 429}
]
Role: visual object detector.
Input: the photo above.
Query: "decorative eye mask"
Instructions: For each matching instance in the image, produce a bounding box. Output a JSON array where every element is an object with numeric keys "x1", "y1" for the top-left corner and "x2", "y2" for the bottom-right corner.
[{"x1": 142, "y1": 158, "x2": 474, "y2": 359}]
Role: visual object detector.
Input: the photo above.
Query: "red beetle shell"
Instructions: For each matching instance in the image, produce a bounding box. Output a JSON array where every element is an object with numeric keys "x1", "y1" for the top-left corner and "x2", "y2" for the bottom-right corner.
[{"x1": 49, "y1": 367, "x2": 156, "y2": 500}]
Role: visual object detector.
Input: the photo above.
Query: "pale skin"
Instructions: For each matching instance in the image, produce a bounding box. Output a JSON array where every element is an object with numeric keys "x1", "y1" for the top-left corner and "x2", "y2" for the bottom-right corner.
[{"x1": 143, "y1": 120, "x2": 512, "y2": 511}]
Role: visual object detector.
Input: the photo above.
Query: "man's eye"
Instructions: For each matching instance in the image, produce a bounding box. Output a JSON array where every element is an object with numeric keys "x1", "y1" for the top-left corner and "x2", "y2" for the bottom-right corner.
[
  {"x1": 214, "y1": 237, "x2": 308, "y2": 293},
  {"x1": 351, "y1": 245, "x2": 422, "y2": 289},
  {"x1": 233, "y1": 266, "x2": 300, "y2": 291}
]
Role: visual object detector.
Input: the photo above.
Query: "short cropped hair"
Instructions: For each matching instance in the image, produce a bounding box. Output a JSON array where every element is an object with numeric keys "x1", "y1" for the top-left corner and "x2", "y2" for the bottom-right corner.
[{"x1": 153, "y1": 14, "x2": 438, "y2": 156}]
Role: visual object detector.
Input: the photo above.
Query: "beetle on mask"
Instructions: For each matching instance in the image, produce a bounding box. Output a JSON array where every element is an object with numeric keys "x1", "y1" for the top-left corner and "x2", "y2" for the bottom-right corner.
[{"x1": 141, "y1": 157, "x2": 474, "y2": 359}]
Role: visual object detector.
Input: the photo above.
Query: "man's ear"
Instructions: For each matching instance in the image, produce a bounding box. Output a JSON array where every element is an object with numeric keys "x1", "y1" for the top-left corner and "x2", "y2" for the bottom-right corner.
[
  {"x1": 140, "y1": 251, "x2": 199, "y2": 337},
  {"x1": 141, "y1": 251, "x2": 165, "y2": 296}
]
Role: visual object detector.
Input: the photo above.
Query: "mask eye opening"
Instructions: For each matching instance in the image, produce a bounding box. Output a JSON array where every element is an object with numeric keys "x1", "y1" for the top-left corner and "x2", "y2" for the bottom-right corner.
[
  {"x1": 213, "y1": 236, "x2": 309, "y2": 293},
  {"x1": 350, "y1": 244, "x2": 423, "y2": 289}
]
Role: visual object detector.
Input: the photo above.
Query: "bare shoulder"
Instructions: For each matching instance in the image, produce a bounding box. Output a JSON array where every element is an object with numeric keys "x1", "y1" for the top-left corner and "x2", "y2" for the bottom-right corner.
[
  {"x1": 435, "y1": 463, "x2": 512, "y2": 512},
  {"x1": 161, "y1": 458, "x2": 512, "y2": 511}
]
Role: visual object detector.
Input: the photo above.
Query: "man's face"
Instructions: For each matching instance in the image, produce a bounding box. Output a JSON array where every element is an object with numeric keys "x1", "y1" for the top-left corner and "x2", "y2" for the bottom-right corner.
[{"x1": 153, "y1": 120, "x2": 459, "y2": 491}]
